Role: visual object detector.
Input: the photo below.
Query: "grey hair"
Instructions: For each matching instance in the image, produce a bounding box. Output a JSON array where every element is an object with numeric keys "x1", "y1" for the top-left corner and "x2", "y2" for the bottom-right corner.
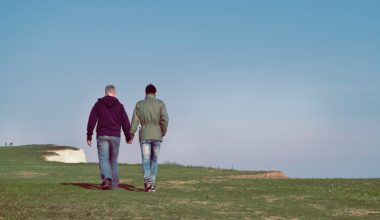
[{"x1": 105, "y1": 84, "x2": 116, "y2": 94}]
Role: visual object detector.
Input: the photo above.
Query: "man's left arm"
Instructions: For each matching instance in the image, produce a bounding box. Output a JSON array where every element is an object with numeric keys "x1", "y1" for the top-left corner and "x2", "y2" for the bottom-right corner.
[
  {"x1": 130, "y1": 103, "x2": 140, "y2": 140},
  {"x1": 160, "y1": 102, "x2": 169, "y2": 137}
]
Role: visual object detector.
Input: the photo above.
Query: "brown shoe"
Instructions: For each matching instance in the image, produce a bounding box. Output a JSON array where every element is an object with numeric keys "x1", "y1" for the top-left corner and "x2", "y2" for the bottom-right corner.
[
  {"x1": 101, "y1": 179, "x2": 112, "y2": 190},
  {"x1": 144, "y1": 180, "x2": 152, "y2": 192}
]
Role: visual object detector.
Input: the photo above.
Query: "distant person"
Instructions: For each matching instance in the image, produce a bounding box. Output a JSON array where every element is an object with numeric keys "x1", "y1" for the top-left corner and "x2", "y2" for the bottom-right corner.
[
  {"x1": 130, "y1": 84, "x2": 169, "y2": 192},
  {"x1": 5, "y1": 142, "x2": 7, "y2": 147},
  {"x1": 87, "y1": 85, "x2": 133, "y2": 190}
]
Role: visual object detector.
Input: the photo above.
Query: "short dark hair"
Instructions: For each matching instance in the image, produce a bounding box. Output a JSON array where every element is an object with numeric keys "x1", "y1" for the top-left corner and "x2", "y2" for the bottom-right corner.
[{"x1": 145, "y1": 84, "x2": 157, "y2": 94}]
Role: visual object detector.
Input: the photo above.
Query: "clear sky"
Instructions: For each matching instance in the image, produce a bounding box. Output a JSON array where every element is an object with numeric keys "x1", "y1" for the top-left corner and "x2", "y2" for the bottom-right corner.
[{"x1": 0, "y1": 0, "x2": 379, "y2": 178}]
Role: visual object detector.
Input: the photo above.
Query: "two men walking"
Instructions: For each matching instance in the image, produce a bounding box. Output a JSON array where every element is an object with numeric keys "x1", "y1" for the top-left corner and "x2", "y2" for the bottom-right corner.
[{"x1": 86, "y1": 84, "x2": 169, "y2": 191}]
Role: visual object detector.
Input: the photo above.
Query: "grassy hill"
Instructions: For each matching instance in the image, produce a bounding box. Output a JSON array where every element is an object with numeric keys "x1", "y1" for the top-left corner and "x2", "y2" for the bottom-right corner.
[{"x1": 0, "y1": 145, "x2": 379, "y2": 219}]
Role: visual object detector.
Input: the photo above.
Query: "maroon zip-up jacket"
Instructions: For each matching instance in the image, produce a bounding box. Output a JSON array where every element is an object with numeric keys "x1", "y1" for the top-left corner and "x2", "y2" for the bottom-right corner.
[{"x1": 87, "y1": 96, "x2": 132, "y2": 142}]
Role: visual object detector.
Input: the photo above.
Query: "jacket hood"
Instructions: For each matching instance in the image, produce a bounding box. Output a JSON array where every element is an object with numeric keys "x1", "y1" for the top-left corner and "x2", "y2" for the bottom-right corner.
[{"x1": 98, "y1": 96, "x2": 120, "y2": 108}]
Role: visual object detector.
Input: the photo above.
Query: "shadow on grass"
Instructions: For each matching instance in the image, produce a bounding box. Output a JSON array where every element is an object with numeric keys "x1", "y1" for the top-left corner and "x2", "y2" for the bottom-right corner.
[{"x1": 61, "y1": 182, "x2": 144, "y2": 192}]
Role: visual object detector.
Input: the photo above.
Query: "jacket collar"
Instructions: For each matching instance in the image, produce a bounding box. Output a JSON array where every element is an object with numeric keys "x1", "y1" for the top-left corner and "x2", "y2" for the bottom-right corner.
[{"x1": 145, "y1": 94, "x2": 156, "y2": 99}]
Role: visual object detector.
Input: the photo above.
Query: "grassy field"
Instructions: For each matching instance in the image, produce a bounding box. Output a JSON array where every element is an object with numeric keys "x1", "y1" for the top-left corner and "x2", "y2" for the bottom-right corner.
[{"x1": 0, "y1": 145, "x2": 379, "y2": 219}]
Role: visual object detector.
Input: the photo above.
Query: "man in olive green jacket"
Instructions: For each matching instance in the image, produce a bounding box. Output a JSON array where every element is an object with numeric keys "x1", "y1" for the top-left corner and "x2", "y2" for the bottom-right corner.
[{"x1": 130, "y1": 84, "x2": 169, "y2": 192}]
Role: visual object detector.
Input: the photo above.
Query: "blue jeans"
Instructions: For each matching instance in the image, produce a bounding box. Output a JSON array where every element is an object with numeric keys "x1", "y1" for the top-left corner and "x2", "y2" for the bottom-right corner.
[
  {"x1": 97, "y1": 135, "x2": 120, "y2": 188},
  {"x1": 140, "y1": 140, "x2": 161, "y2": 184}
]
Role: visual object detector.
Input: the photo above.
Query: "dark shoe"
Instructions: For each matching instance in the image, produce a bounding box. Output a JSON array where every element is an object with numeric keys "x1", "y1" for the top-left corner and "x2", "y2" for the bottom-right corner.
[
  {"x1": 101, "y1": 179, "x2": 112, "y2": 190},
  {"x1": 144, "y1": 180, "x2": 152, "y2": 192}
]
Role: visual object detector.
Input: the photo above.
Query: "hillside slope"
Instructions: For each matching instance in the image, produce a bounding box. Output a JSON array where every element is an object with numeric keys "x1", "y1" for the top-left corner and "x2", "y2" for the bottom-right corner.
[{"x1": 0, "y1": 145, "x2": 379, "y2": 219}]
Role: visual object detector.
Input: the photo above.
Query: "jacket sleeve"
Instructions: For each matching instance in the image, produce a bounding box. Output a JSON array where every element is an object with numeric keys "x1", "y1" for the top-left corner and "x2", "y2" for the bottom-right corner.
[
  {"x1": 120, "y1": 104, "x2": 132, "y2": 142},
  {"x1": 160, "y1": 102, "x2": 169, "y2": 136},
  {"x1": 87, "y1": 103, "x2": 98, "y2": 141},
  {"x1": 130, "y1": 102, "x2": 140, "y2": 139}
]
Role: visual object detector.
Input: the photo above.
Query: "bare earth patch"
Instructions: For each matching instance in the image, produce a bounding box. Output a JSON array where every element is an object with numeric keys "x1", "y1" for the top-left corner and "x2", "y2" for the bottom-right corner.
[
  {"x1": 309, "y1": 203, "x2": 325, "y2": 211},
  {"x1": 223, "y1": 186, "x2": 234, "y2": 190},
  {"x1": 225, "y1": 171, "x2": 287, "y2": 179},
  {"x1": 343, "y1": 208, "x2": 380, "y2": 216},
  {"x1": 263, "y1": 195, "x2": 280, "y2": 203},
  {"x1": 15, "y1": 171, "x2": 46, "y2": 178},
  {"x1": 162, "y1": 180, "x2": 200, "y2": 192},
  {"x1": 262, "y1": 216, "x2": 295, "y2": 220},
  {"x1": 206, "y1": 171, "x2": 287, "y2": 181},
  {"x1": 163, "y1": 171, "x2": 289, "y2": 184},
  {"x1": 165, "y1": 180, "x2": 199, "y2": 185},
  {"x1": 171, "y1": 198, "x2": 209, "y2": 206},
  {"x1": 289, "y1": 195, "x2": 307, "y2": 201},
  {"x1": 164, "y1": 171, "x2": 287, "y2": 185}
]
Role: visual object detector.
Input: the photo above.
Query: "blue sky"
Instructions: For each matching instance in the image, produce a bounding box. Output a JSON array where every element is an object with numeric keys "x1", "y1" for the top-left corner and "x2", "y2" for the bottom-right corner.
[{"x1": 0, "y1": 0, "x2": 379, "y2": 178}]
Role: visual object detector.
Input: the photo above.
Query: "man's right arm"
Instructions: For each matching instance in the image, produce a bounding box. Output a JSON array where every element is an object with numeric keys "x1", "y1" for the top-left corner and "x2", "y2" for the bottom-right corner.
[
  {"x1": 87, "y1": 103, "x2": 98, "y2": 142},
  {"x1": 130, "y1": 102, "x2": 140, "y2": 140},
  {"x1": 120, "y1": 104, "x2": 132, "y2": 142}
]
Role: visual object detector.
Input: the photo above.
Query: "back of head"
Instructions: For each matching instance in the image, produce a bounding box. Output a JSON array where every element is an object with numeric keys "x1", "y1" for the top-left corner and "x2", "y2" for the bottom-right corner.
[
  {"x1": 105, "y1": 85, "x2": 116, "y2": 96},
  {"x1": 145, "y1": 84, "x2": 157, "y2": 94}
]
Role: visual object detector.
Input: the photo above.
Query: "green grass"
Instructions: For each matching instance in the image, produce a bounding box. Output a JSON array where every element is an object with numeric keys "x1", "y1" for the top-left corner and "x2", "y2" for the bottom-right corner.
[{"x1": 0, "y1": 145, "x2": 379, "y2": 219}]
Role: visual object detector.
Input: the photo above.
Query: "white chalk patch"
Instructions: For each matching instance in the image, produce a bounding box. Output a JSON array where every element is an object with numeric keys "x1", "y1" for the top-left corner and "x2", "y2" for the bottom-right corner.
[{"x1": 44, "y1": 149, "x2": 86, "y2": 163}]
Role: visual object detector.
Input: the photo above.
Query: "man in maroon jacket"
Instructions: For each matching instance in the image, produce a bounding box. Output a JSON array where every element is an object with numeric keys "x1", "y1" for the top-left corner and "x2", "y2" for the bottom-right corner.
[{"x1": 87, "y1": 85, "x2": 132, "y2": 190}]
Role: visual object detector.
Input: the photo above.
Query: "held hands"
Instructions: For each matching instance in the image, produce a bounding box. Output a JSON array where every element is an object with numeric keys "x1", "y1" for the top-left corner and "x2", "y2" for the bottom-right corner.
[{"x1": 127, "y1": 134, "x2": 134, "y2": 144}]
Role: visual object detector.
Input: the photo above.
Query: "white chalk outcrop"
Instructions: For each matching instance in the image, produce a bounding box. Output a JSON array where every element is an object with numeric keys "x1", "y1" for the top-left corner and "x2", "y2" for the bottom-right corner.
[{"x1": 44, "y1": 148, "x2": 86, "y2": 163}]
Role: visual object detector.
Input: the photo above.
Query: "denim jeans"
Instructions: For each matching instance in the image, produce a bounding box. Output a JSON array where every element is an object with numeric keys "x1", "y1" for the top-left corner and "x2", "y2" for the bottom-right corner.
[
  {"x1": 140, "y1": 140, "x2": 161, "y2": 184},
  {"x1": 97, "y1": 135, "x2": 120, "y2": 188}
]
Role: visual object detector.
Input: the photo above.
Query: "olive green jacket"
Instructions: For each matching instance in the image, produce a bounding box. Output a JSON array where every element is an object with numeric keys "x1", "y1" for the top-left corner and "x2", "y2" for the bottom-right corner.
[{"x1": 130, "y1": 94, "x2": 169, "y2": 141}]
